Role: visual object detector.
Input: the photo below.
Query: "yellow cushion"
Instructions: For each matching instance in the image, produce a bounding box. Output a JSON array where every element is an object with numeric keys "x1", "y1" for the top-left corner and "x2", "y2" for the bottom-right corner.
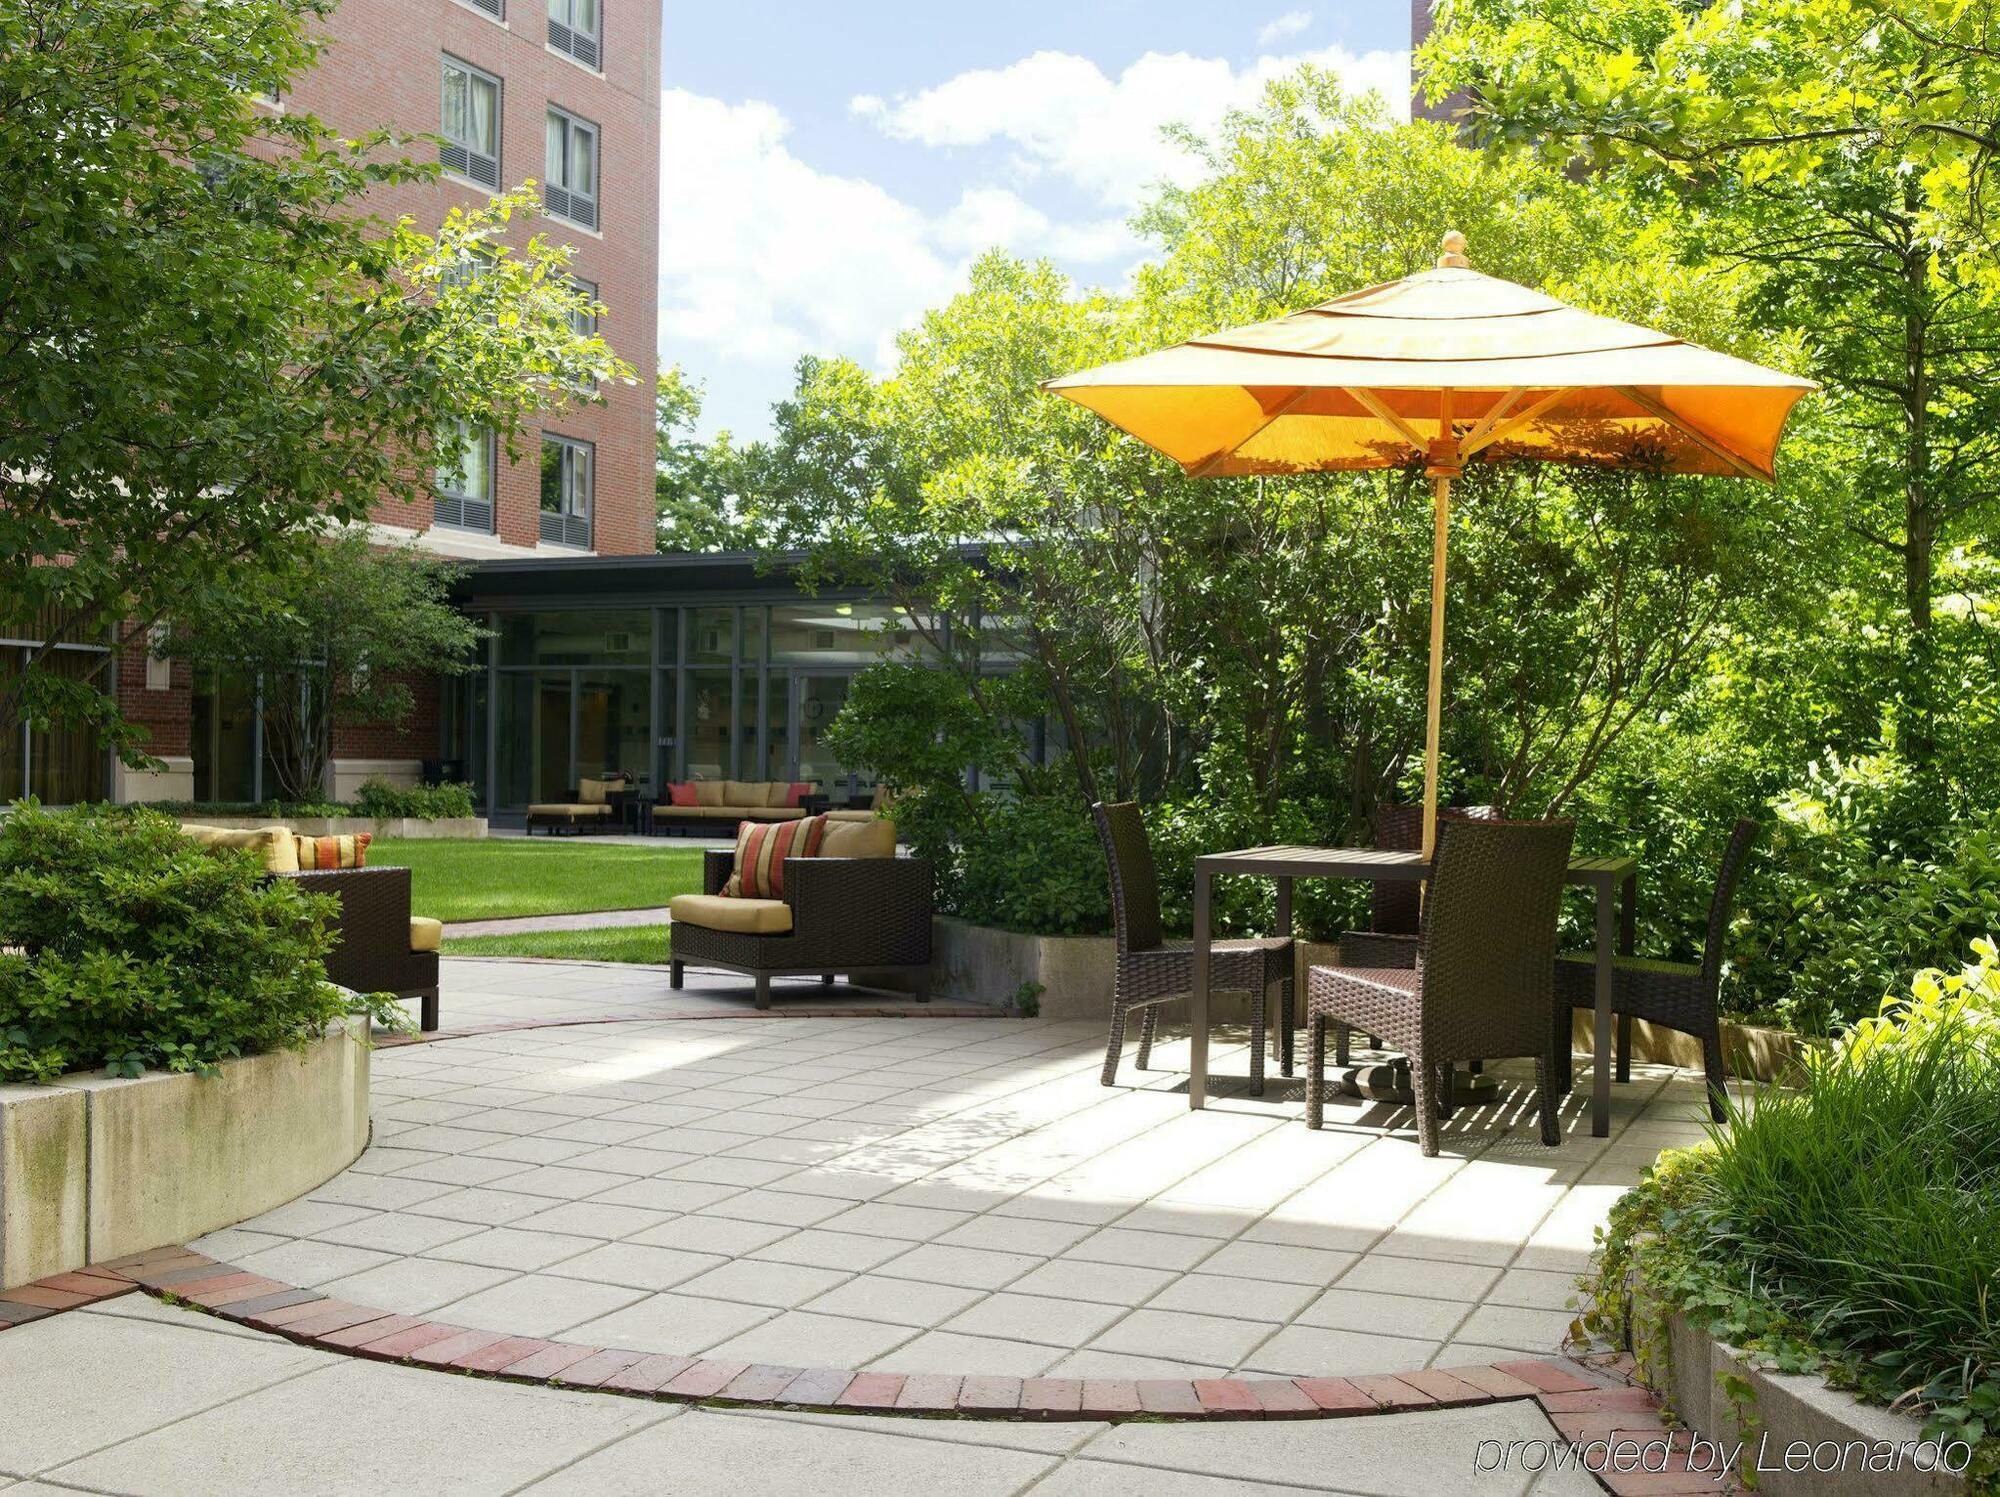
[
  {"x1": 409, "y1": 916, "x2": 444, "y2": 953},
  {"x1": 693, "y1": 780, "x2": 725, "y2": 807},
  {"x1": 668, "y1": 893, "x2": 793, "y2": 935},
  {"x1": 182, "y1": 823, "x2": 299, "y2": 874},
  {"x1": 527, "y1": 803, "x2": 614, "y2": 817},
  {"x1": 295, "y1": 832, "x2": 371, "y2": 870},
  {"x1": 733, "y1": 806, "x2": 807, "y2": 821},
  {"x1": 578, "y1": 777, "x2": 609, "y2": 805},
  {"x1": 820, "y1": 818, "x2": 897, "y2": 859}
]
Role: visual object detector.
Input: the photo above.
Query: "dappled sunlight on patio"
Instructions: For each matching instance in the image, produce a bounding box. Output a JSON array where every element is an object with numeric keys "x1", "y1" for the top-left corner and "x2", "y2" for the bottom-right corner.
[{"x1": 206, "y1": 960, "x2": 1717, "y2": 1385}]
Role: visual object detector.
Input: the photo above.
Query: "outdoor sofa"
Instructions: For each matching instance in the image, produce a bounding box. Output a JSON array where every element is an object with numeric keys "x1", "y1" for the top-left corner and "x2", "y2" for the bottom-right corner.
[
  {"x1": 667, "y1": 816, "x2": 932, "y2": 1008},
  {"x1": 652, "y1": 778, "x2": 815, "y2": 835}
]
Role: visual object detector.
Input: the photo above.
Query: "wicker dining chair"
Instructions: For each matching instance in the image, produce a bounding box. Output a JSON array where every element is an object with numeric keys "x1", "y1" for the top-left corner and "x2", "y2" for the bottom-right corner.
[
  {"x1": 1307, "y1": 816, "x2": 1575, "y2": 1156},
  {"x1": 1554, "y1": 818, "x2": 1758, "y2": 1124},
  {"x1": 1092, "y1": 802, "x2": 1294, "y2": 1095}
]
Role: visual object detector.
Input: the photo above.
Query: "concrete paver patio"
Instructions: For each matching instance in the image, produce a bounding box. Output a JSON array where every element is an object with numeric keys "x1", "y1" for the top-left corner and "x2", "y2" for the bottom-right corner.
[{"x1": 193, "y1": 958, "x2": 1715, "y2": 1384}]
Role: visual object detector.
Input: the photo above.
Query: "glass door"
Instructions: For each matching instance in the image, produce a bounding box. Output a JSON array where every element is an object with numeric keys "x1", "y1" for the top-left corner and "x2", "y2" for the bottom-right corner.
[{"x1": 793, "y1": 673, "x2": 863, "y2": 800}]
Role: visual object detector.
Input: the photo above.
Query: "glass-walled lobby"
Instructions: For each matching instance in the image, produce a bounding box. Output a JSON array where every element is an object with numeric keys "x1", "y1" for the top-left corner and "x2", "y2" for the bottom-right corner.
[{"x1": 443, "y1": 589, "x2": 957, "y2": 813}]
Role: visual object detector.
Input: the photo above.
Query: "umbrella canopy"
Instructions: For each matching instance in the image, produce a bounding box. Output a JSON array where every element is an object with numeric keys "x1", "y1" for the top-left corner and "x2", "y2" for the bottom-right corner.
[{"x1": 1044, "y1": 233, "x2": 1816, "y2": 853}]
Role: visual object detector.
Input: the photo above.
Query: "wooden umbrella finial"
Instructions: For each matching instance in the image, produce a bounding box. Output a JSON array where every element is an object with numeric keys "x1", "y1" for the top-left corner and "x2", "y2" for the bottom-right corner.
[{"x1": 1437, "y1": 230, "x2": 1470, "y2": 268}]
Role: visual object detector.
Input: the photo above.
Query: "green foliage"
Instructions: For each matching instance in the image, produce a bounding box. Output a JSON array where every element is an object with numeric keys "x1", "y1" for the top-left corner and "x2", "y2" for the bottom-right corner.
[
  {"x1": 1583, "y1": 941, "x2": 2000, "y2": 1474},
  {"x1": 353, "y1": 780, "x2": 477, "y2": 821},
  {"x1": 656, "y1": 366, "x2": 757, "y2": 552},
  {"x1": 951, "y1": 795, "x2": 1111, "y2": 936},
  {"x1": 0, "y1": 805, "x2": 394, "y2": 1083},
  {"x1": 168, "y1": 535, "x2": 489, "y2": 803},
  {"x1": 0, "y1": 0, "x2": 627, "y2": 763}
]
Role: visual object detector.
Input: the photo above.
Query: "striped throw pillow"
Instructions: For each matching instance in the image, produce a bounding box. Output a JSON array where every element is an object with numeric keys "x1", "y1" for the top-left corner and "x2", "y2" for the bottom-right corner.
[
  {"x1": 294, "y1": 832, "x2": 372, "y2": 870},
  {"x1": 726, "y1": 815, "x2": 826, "y2": 899}
]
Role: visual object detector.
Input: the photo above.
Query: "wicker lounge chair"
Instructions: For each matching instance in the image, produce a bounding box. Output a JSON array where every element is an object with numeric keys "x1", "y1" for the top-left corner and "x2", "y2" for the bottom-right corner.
[
  {"x1": 1307, "y1": 816, "x2": 1574, "y2": 1156},
  {"x1": 668, "y1": 820, "x2": 932, "y2": 1010},
  {"x1": 1092, "y1": 801, "x2": 1294, "y2": 1095},
  {"x1": 275, "y1": 865, "x2": 441, "y2": 1031},
  {"x1": 1554, "y1": 818, "x2": 1758, "y2": 1123}
]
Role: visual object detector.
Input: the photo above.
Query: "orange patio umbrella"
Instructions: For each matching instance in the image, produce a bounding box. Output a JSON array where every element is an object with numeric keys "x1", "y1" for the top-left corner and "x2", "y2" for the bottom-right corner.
[{"x1": 1044, "y1": 233, "x2": 1816, "y2": 855}]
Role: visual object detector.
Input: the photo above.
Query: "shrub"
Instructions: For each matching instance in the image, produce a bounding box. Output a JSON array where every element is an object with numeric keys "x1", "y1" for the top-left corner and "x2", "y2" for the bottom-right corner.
[
  {"x1": 952, "y1": 794, "x2": 1110, "y2": 935},
  {"x1": 0, "y1": 804, "x2": 396, "y2": 1082},
  {"x1": 1585, "y1": 939, "x2": 2000, "y2": 1468},
  {"x1": 353, "y1": 778, "x2": 477, "y2": 821}
]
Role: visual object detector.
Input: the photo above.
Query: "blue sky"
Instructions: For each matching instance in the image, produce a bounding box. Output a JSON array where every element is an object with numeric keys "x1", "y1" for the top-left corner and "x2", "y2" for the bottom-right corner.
[{"x1": 656, "y1": 3, "x2": 1413, "y2": 439}]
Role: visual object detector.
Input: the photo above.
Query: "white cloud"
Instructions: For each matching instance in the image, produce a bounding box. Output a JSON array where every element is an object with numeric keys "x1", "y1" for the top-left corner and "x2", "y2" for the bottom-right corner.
[
  {"x1": 850, "y1": 44, "x2": 1410, "y2": 212},
  {"x1": 1258, "y1": 10, "x2": 1314, "y2": 46}
]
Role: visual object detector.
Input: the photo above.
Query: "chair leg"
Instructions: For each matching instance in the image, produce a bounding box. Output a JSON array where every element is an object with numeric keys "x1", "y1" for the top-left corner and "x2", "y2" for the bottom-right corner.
[
  {"x1": 1249, "y1": 984, "x2": 1268, "y2": 1097},
  {"x1": 670, "y1": 960, "x2": 684, "y2": 990},
  {"x1": 821, "y1": 973, "x2": 835, "y2": 986},
  {"x1": 1134, "y1": 1005, "x2": 1158, "y2": 1069},
  {"x1": 1537, "y1": 1055, "x2": 1561, "y2": 1146},
  {"x1": 1307, "y1": 1014, "x2": 1326, "y2": 1130},
  {"x1": 1702, "y1": 1028, "x2": 1729, "y2": 1124},
  {"x1": 1436, "y1": 1061, "x2": 1455, "y2": 1119},
  {"x1": 1334, "y1": 1021, "x2": 1351, "y2": 1068},
  {"x1": 1552, "y1": 1004, "x2": 1573, "y2": 1097},
  {"x1": 1411, "y1": 1052, "x2": 1441, "y2": 1157},
  {"x1": 418, "y1": 988, "x2": 440, "y2": 1033},
  {"x1": 1101, "y1": 1006, "x2": 1128, "y2": 1088},
  {"x1": 913, "y1": 971, "x2": 931, "y2": 1005},
  {"x1": 1468, "y1": 1059, "x2": 1483, "y2": 1076},
  {"x1": 1279, "y1": 977, "x2": 1295, "y2": 1077},
  {"x1": 754, "y1": 973, "x2": 771, "y2": 1011},
  {"x1": 1617, "y1": 1012, "x2": 1633, "y2": 1083}
]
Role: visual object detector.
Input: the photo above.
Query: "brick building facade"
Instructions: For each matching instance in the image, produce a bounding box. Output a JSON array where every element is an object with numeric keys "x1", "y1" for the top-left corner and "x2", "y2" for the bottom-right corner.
[{"x1": 77, "y1": 0, "x2": 663, "y2": 807}]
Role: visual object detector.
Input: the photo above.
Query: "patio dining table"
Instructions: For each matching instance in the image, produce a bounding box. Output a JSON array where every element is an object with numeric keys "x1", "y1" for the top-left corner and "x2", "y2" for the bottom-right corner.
[{"x1": 1189, "y1": 845, "x2": 1637, "y2": 1137}]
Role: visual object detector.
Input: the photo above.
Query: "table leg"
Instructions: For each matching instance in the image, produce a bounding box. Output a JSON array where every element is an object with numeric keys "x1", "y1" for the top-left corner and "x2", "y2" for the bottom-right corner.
[
  {"x1": 1275, "y1": 876, "x2": 1294, "y2": 1076},
  {"x1": 1593, "y1": 878, "x2": 1614, "y2": 1138},
  {"x1": 1191, "y1": 869, "x2": 1211, "y2": 1111}
]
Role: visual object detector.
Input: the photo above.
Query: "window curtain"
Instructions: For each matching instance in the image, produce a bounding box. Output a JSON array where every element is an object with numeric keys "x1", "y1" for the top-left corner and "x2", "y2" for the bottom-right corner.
[{"x1": 467, "y1": 73, "x2": 496, "y2": 152}]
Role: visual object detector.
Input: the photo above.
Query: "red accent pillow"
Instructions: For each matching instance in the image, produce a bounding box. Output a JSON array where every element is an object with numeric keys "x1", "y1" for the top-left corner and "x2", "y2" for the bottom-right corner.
[
  {"x1": 784, "y1": 781, "x2": 814, "y2": 808},
  {"x1": 667, "y1": 781, "x2": 698, "y2": 807},
  {"x1": 727, "y1": 815, "x2": 828, "y2": 898}
]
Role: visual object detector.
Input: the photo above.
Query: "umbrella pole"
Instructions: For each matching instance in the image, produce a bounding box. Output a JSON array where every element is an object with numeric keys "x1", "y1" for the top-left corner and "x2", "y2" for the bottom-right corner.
[{"x1": 1421, "y1": 470, "x2": 1452, "y2": 861}]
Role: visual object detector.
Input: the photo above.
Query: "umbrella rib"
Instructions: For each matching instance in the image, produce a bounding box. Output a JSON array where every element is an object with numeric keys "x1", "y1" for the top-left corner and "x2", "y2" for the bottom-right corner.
[
  {"x1": 1191, "y1": 388, "x2": 1314, "y2": 476},
  {"x1": 1612, "y1": 386, "x2": 1769, "y2": 482},
  {"x1": 1456, "y1": 388, "x2": 1526, "y2": 452},
  {"x1": 1457, "y1": 387, "x2": 1580, "y2": 458},
  {"x1": 1342, "y1": 388, "x2": 1428, "y2": 454}
]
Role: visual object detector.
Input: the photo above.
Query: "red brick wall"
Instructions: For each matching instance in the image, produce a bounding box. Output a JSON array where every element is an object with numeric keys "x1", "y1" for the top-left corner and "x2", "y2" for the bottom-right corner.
[
  {"x1": 284, "y1": 0, "x2": 661, "y2": 556},
  {"x1": 115, "y1": 638, "x2": 192, "y2": 758},
  {"x1": 330, "y1": 672, "x2": 441, "y2": 759}
]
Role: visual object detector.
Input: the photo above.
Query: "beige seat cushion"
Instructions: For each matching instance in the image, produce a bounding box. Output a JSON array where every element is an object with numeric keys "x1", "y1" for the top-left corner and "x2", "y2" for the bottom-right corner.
[
  {"x1": 820, "y1": 818, "x2": 897, "y2": 859},
  {"x1": 822, "y1": 809, "x2": 875, "y2": 824},
  {"x1": 693, "y1": 780, "x2": 726, "y2": 807},
  {"x1": 527, "y1": 803, "x2": 614, "y2": 818},
  {"x1": 668, "y1": 893, "x2": 793, "y2": 935},
  {"x1": 732, "y1": 806, "x2": 807, "y2": 821},
  {"x1": 409, "y1": 916, "x2": 444, "y2": 953},
  {"x1": 182, "y1": 823, "x2": 300, "y2": 874}
]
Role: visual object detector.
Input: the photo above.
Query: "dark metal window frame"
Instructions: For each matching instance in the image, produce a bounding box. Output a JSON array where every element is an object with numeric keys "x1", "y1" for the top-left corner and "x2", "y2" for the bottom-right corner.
[
  {"x1": 543, "y1": 106, "x2": 600, "y2": 229},
  {"x1": 538, "y1": 434, "x2": 594, "y2": 549},
  {"x1": 440, "y1": 55, "x2": 503, "y2": 191},
  {"x1": 547, "y1": 0, "x2": 601, "y2": 69},
  {"x1": 433, "y1": 424, "x2": 496, "y2": 534}
]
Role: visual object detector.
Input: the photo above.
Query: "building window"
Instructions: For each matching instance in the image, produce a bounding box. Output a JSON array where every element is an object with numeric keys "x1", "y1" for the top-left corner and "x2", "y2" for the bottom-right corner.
[
  {"x1": 567, "y1": 274, "x2": 598, "y2": 338},
  {"x1": 457, "y1": 0, "x2": 505, "y2": 17},
  {"x1": 539, "y1": 435, "x2": 593, "y2": 548},
  {"x1": 544, "y1": 108, "x2": 599, "y2": 229},
  {"x1": 435, "y1": 422, "x2": 496, "y2": 532},
  {"x1": 440, "y1": 57, "x2": 501, "y2": 190},
  {"x1": 547, "y1": 0, "x2": 600, "y2": 68}
]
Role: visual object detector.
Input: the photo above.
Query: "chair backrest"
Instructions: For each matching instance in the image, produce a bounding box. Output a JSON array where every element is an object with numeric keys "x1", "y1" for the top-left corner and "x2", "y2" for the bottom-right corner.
[
  {"x1": 1419, "y1": 816, "x2": 1575, "y2": 1051},
  {"x1": 1091, "y1": 801, "x2": 1163, "y2": 954},
  {"x1": 1370, "y1": 802, "x2": 1500, "y2": 935},
  {"x1": 1699, "y1": 819, "x2": 1760, "y2": 994}
]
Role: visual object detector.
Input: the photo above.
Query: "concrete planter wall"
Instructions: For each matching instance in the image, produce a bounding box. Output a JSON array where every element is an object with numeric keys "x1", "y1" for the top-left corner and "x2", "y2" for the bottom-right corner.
[
  {"x1": 927, "y1": 917, "x2": 1334, "y2": 1027},
  {"x1": 0, "y1": 1021, "x2": 369, "y2": 1289},
  {"x1": 175, "y1": 814, "x2": 487, "y2": 841},
  {"x1": 1633, "y1": 1292, "x2": 1965, "y2": 1495},
  {"x1": 1567, "y1": 1011, "x2": 1810, "y2": 1085}
]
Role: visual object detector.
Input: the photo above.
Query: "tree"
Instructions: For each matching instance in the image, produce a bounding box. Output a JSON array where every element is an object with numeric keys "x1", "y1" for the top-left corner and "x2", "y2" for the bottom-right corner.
[
  {"x1": 0, "y1": 0, "x2": 627, "y2": 761},
  {"x1": 167, "y1": 534, "x2": 487, "y2": 802},
  {"x1": 1424, "y1": 0, "x2": 2000, "y2": 735},
  {"x1": 655, "y1": 366, "x2": 753, "y2": 552}
]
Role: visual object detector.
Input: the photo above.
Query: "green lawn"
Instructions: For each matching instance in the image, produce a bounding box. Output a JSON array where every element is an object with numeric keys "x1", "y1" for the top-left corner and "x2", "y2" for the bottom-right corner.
[
  {"x1": 369, "y1": 838, "x2": 704, "y2": 923},
  {"x1": 443, "y1": 924, "x2": 671, "y2": 964}
]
